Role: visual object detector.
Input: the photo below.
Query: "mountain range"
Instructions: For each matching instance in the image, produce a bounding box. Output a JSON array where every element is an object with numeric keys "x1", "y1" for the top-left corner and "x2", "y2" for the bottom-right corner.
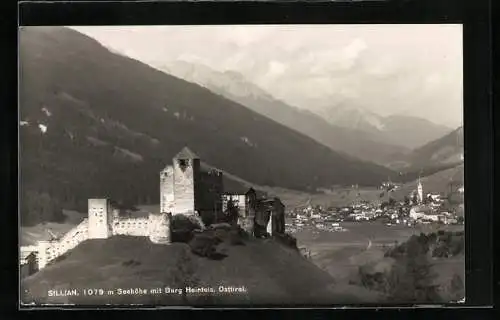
[
  {"x1": 314, "y1": 103, "x2": 453, "y2": 150},
  {"x1": 387, "y1": 126, "x2": 464, "y2": 172},
  {"x1": 160, "y1": 61, "x2": 454, "y2": 162},
  {"x1": 161, "y1": 61, "x2": 410, "y2": 166},
  {"x1": 19, "y1": 27, "x2": 399, "y2": 222}
]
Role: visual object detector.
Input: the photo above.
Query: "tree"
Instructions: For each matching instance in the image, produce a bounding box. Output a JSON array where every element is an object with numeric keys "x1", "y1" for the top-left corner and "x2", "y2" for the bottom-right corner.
[
  {"x1": 449, "y1": 273, "x2": 465, "y2": 301},
  {"x1": 404, "y1": 196, "x2": 410, "y2": 206},
  {"x1": 412, "y1": 193, "x2": 418, "y2": 205},
  {"x1": 381, "y1": 201, "x2": 389, "y2": 210},
  {"x1": 21, "y1": 190, "x2": 65, "y2": 226},
  {"x1": 423, "y1": 195, "x2": 430, "y2": 204},
  {"x1": 388, "y1": 239, "x2": 441, "y2": 303},
  {"x1": 388, "y1": 197, "x2": 396, "y2": 207}
]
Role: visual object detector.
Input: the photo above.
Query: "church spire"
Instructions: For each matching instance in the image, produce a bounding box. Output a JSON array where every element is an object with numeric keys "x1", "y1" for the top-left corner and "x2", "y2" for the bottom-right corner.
[{"x1": 417, "y1": 171, "x2": 423, "y2": 204}]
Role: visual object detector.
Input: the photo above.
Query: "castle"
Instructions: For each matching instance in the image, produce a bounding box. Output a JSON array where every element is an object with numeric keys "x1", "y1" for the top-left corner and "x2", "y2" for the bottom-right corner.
[{"x1": 22, "y1": 147, "x2": 286, "y2": 272}]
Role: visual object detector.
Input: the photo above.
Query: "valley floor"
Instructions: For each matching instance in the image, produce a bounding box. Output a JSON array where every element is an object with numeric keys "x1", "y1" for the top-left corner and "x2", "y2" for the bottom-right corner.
[{"x1": 293, "y1": 221, "x2": 465, "y2": 301}]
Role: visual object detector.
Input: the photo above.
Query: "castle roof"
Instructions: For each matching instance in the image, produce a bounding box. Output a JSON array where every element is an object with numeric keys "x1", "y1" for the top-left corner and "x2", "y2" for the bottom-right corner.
[{"x1": 174, "y1": 147, "x2": 199, "y2": 160}]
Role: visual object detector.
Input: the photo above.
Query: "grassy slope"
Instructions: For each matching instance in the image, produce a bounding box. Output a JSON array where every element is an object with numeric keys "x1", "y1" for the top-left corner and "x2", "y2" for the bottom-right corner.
[{"x1": 21, "y1": 236, "x2": 383, "y2": 306}]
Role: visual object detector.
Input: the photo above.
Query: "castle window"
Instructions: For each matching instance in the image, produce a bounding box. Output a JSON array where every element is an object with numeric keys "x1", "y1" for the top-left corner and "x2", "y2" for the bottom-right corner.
[{"x1": 178, "y1": 159, "x2": 189, "y2": 171}]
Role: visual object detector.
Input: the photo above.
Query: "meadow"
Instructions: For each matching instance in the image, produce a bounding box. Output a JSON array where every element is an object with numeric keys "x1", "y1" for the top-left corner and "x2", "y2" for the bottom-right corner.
[{"x1": 292, "y1": 221, "x2": 465, "y2": 298}]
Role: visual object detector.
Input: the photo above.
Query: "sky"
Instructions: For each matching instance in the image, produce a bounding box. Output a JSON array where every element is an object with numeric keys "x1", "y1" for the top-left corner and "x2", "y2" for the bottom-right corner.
[{"x1": 71, "y1": 25, "x2": 463, "y2": 128}]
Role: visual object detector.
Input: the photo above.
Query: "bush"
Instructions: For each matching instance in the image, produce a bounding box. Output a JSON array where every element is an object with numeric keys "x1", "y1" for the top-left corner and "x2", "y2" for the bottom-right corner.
[
  {"x1": 171, "y1": 214, "x2": 203, "y2": 232},
  {"x1": 199, "y1": 210, "x2": 215, "y2": 226},
  {"x1": 229, "y1": 229, "x2": 245, "y2": 246},
  {"x1": 432, "y1": 245, "x2": 450, "y2": 258},
  {"x1": 451, "y1": 239, "x2": 464, "y2": 256},
  {"x1": 275, "y1": 233, "x2": 297, "y2": 249},
  {"x1": 213, "y1": 228, "x2": 229, "y2": 242},
  {"x1": 171, "y1": 230, "x2": 194, "y2": 243},
  {"x1": 449, "y1": 273, "x2": 465, "y2": 300},
  {"x1": 189, "y1": 233, "x2": 220, "y2": 258},
  {"x1": 171, "y1": 214, "x2": 203, "y2": 243},
  {"x1": 209, "y1": 223, "x2": 232, "y2": 231}
]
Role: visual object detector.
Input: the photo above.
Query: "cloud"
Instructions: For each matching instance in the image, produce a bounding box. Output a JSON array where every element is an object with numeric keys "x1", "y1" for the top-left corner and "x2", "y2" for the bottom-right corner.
[
  {"x1": 342, "y1": 38, "x2": 367, "y2": 62},
  {"x1": 267, "y1": 61, "x2": 287, "y2": 77},
  {"x1": 70, "y1": 25, "x2": 463, "y2": 127}
]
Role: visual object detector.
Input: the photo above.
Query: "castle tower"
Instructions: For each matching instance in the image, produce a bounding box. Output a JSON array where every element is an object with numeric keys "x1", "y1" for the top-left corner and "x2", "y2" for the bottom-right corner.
[
  {"x1": 88, "y1": 199, "x2": 113, "y2": 239},
  {"x1": 243, "y1": 188, "x2": 257, "y2": 235},
  {"x1": 417, "y1": 177, "x2": 423, "y2": 204},
  {"x1": 172, "y1": 147, "x2": 200, "y2": 216},
  {"x1": 273, "y1": 198, "x2": 285, "y2": 235},
  {"x1": 148, "y1": 212, "x2": 172, "y2": 245},
  {"x1": 160, "y1": 165, "x2": 174, "y2": 213}
]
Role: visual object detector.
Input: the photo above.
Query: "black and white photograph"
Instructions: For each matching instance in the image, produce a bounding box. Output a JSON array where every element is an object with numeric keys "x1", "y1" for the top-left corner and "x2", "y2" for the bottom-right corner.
[{"x1": 19, "y1": 24, "x2": 464, "y2": 306}]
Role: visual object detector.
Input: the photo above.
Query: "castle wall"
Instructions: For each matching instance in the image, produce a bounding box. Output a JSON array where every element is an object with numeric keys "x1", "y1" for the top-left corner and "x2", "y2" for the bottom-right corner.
[
  {"x1": 148, "y1": 212, "x2": 172, "y2": 244},
  {"x1": 57, "y1": 219, "x2": 89, "y2": 252},
  {"x1": 160, "y1": 166, "x2": 174, "y2": 213},
  {"x1": 173, "y1": 158, "x2": 199, "y2": 215},
  {"x1": 112, "y1": 218, "x2": 149, "y2": 236},
  {"x1": 243, "y1": 191, "x2": 257, "y2": 235},
  {"x1": 273, "y1": 199, "x2": 286, "y2": 235},
  {"x1": 88, "y1": 199, "x2": 112, "y2": 239},
  {"x1": 222, "y1": 194, "x2": 246, "y2": 215},
  {"x1": 197, "y1": 170, "x2": 223, "y2": 214},
  {"x1": 37, "y1": 218, "x2": 90, "y2": 269}
]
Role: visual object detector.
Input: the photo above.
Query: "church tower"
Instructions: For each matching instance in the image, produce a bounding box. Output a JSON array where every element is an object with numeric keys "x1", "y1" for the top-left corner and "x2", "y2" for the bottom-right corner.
[
  {"x1": 172, "y1": 147, "x2": 200, "y2": 215},
  {"x1": 417, "y1": 177, "x2": 423, "y2": 204}
]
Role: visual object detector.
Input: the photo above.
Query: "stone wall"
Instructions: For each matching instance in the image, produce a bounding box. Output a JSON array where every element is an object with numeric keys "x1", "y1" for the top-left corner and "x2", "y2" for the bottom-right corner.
[
  {"x1": 148, "y1": 212, "x2": 172, "y2": 244},
  {"x1": 37, "y1": 218, "x2": 89, "y2": 269},
  {"x1": 160, "y1": 166, "x2": 174, "y2": 213},
  {"x1": 112, "y1": 218, "x2": 149, "y2": 236},
  {"x1": 173, "y1": 158, "x2": 199, "y2": 215}
]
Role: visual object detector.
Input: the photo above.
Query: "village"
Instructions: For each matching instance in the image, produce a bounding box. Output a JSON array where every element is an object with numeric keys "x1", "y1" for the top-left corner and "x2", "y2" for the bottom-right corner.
[{"x1": 285, "y1": 179, "x2": 464, "y2": 235}]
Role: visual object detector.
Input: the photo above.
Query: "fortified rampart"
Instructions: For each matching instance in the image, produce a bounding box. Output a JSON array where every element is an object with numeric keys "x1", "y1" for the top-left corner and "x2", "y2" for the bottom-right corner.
[{"x1": 35, "y1": 199, "x2": 173, "y2": 270}]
